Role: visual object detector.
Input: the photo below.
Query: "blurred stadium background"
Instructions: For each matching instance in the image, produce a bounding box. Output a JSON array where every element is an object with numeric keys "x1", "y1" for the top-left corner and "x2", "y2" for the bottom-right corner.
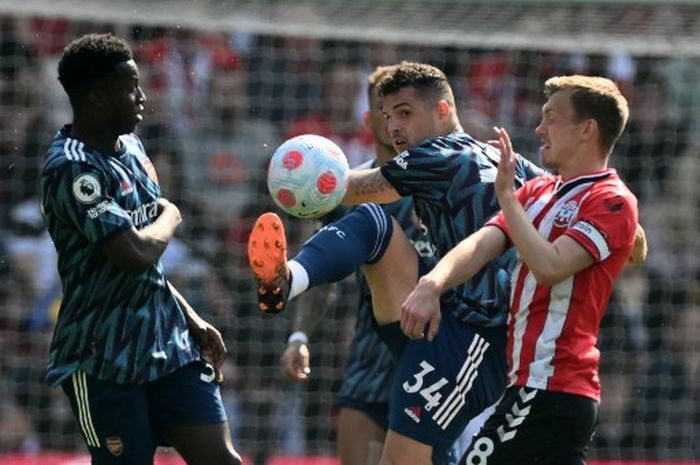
[{"x1": 0, "y1": 0, "x2": 698, "y2": 463}]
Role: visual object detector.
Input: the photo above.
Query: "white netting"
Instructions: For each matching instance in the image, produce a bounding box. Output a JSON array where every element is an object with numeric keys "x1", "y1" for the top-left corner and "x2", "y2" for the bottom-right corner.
[
  {"x1": 2, "y1": 0, "x2": 700, "y2": 55},
  {"x1": 0, "y1": 1, "x2": 698, "y2": 463}
]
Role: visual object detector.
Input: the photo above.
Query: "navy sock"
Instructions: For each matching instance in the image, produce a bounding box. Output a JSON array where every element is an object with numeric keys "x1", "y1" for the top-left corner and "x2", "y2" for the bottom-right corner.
[{"x1": 293, "y1": 203, "x2": 393, "y2": 288}]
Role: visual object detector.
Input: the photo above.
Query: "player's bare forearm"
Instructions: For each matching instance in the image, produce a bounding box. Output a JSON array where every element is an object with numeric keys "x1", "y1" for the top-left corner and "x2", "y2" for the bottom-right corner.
[
  {"x1": 110, "y1": 198, "x2": 181, "y2": 271},
  {"x1": 281, "y1": 285, "x2": 333, "y2": 381},
  {"x1": 102, "y1": 199, "x2": 182, "y2": 272},
  {"x1": 169, "y1": 281, "x2": 226, "y2": 380},
  {"x1": 423, "y1": 226, "x2": 506, "y2": 292},
  {"x1": 491, "y1": 127, "x2": 593, "y2": 285},
  {"x1": 140, "y1": 198, "x2": 181, "y2": 245},
  {"x1": 402, "y1": 226, "x2": 506, "y2": 340},
  {"x1": 498, "y1": 193, "x2": 593, "y2": 285},
  {"x1": 168, "y1": 281, "x2": 204, "y2": 325},
  {"x1": 342, "y1": 168, "x2": 401, "y2": 205}
]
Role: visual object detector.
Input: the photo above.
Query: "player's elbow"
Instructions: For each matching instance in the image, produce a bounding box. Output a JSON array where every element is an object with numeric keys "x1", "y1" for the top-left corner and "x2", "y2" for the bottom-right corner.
[
  {"x1": 110, "y1": 253, "x2": 153, "y2": 273},
  {"x1": 102, "y1": 230, "x2": 165, "y2": 273},
  {"x1": 103, "y1": 243, "x2": 160, "y2": 273},
  {"x1": 530, "y1": 266, "x2": 564, "y2": 287},
  {"x1": 533, "y1": 275, "x2": 558, "y2": 287}
]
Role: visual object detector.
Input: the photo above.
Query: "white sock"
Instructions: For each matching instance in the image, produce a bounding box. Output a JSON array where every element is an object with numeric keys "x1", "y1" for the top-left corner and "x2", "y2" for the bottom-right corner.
[{"x1": 288, "y1": 260, "x2": 309, "y2": 300}]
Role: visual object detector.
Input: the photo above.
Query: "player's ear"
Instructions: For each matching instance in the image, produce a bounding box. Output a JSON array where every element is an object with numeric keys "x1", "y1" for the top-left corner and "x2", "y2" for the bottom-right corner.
[
  {"x1": 86, "y1": 87, "x2": 109, "y2": 109},
  {"x1": 580, "y1": 118, "x2": 598, "y2": 144},
  {"x1": 437, "y1": 100, "x2": 451, "y2": 119},
  {"x1": 363, "y1": 110, "x2": 370, "y2": 126}
]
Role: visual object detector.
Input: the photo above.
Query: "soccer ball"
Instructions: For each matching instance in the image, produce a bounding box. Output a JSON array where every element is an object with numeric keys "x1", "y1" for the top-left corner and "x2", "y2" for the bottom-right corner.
[{"x1": 267, "y1": 134, "x2": 349, "y2": 218}]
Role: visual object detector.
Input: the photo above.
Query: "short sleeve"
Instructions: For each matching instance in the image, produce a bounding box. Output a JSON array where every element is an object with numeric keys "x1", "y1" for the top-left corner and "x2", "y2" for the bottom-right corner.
[
  {"x1": 564, "y1": 189, "x2": 638, "y2": 263},
  {"x1": 45, "y1": 163, "x2": 133, "y2": 244},
  {"x1": 380, "y1": 144, "x2": 453, "y2": 200}
]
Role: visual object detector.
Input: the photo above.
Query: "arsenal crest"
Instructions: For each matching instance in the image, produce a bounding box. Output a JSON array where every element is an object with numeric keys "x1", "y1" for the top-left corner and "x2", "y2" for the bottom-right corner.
[
  {"x1": 141, "y1": 157, "x2": 159, "y2": 184},
  {"x1": 105, "y1": 436, "x2": 124, "y2": 456}
]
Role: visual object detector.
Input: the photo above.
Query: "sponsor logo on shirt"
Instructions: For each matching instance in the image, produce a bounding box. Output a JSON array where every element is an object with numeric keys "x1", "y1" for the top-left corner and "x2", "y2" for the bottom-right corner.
[
  {"x1": 126, "y1": 201, "x2": 159, "y2": 228},
  {"x1": 604, "y1": 196, "x2": 624, "y2": 213},
  {"x1": 572, "y1": 220, "x2": 594, "y2": 236}
]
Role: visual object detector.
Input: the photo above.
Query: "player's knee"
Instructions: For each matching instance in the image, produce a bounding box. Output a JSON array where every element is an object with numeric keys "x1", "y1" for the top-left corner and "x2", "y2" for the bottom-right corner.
[
  {"x1": 188, "y1": 444, "x2": 242, "y2": 465},
  {"x1": 356, "y1": 203, "x2": 393, "y2": 264},
  {"x1": 229, "y1": 451, "x2": 243, "y2": 465},
  {"x1": 378, "y1": 455, "x2": 398, "y2": 465},
  {"x1": 210, "y1": 449, "x2": 242, "y2": 465},
  {"x1": 379, "y1": 453, "x2": 412, "y2": 465},
  {"x1": 218, "y1": 444, "x2": 243, "y2": 465},
  {"x1": 380, "y1": 444, "x2": 430, "y2": 465}
]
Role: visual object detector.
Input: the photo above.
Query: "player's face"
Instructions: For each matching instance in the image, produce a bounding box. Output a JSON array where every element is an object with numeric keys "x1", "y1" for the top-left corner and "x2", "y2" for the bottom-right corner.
[
  {"x1": 382, "y1": 86, "x2": 443, "y2": 153},
  {"x1": 102, "y1": 60, "x2": 146, "y2": 136},
  {"x1": 535, "y1": 90, "x2": 584, "y2": 171},
  {"x1": 367, "y1": 88, "x2": 394, "y2": 151}
]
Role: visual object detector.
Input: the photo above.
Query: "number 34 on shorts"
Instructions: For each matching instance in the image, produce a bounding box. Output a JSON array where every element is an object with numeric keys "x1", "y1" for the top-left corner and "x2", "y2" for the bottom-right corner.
[
  {"x1": 395, "y1": 327, "x2": 502, "y2": 436},
  {"x1": 403, "y1": 361, "x2": 449, "y2": 411},
  {"x1": 402, "y1": 357, "x2": 478, "y2": 430}
]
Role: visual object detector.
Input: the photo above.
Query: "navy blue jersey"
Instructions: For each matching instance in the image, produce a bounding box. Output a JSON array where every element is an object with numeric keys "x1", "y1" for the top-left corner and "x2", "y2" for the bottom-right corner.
[
  {"x1": 41, "y1": 126, "x2": 199, "y2": 386},
  {"x1": 380, "y1": 132, "x2": 543, "y2": 326},
  {"x1": 338, "y1": 195, "x2": 437, "y2": 403}
]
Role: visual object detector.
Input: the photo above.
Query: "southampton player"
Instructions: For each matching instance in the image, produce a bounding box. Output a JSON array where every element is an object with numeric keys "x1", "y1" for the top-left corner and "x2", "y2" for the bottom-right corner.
[
  {"x1": 40, "y1": 34, "x2": 241, "y2": 465},
  {"x1": 402, "y1": 76, "x2": 638, "y2": 465},
  {"x1": 250, "y1": 62, "x2": 544, "y2": 465}
]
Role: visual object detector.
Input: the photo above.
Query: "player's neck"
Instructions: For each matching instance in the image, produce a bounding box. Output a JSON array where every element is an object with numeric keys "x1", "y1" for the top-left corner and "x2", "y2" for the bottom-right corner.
[
  {"x1": 375, "y1": 144, "x2": 396, "y2": 166},
  {"x1": 70, "y1": 117, "x2": 120, "y2": 152},
  {"x1": 445, "y1": 121, "x2": 463, "y2": 136},
  {"x1": 559, "y1": 156, "x2": 608, "y2": 180}
]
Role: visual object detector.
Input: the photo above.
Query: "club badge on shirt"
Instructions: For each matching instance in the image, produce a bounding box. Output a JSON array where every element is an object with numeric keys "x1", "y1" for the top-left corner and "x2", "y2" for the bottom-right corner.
[{"x1": 141, "y1": 157, "x2": 159, "y2": 184}]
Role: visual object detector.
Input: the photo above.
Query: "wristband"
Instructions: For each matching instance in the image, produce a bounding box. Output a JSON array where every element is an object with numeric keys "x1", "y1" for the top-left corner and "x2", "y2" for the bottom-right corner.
[{"x1": 288, "y1": 331, "x2": 309, "y2": 345}]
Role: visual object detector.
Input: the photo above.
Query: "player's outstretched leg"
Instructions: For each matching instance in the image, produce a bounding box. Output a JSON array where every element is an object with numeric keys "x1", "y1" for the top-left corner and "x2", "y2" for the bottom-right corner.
[
  {"x1": 247, "y1": 204, "x2": 396, "y2": 315},
  {"x1": 248, "y1": 212, "x2": 291, "y2": 314}
]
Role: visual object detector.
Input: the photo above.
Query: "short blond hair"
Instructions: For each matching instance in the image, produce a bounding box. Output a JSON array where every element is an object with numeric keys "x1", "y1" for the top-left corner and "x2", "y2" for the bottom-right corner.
[{"x1": 545, "y1": 75, "x2": 629, "y2": 154}]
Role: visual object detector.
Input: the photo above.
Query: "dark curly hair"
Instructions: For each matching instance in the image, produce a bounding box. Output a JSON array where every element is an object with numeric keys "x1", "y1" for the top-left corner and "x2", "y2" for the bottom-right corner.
[
  {"x1": 376, "y1": 61, "x2": 455, "y2": 108},
  {"x1": 58, "y1": 33, "x2": 133, "y2": 100}
]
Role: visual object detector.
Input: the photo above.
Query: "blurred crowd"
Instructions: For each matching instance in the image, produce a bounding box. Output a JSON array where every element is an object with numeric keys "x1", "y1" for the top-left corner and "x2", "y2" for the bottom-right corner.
[{"x1": 0, "y1": 13, "x2": 698, "y2": 463}]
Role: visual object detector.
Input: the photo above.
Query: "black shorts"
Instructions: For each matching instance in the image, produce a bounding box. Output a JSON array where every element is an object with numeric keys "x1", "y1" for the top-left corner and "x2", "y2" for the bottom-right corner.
[
  {"x1": 61, "y1": 361, "x2": 226, "y2": 465},
  {"x1": 459, "y1": 386, "x2": 598, "y2": 465}
]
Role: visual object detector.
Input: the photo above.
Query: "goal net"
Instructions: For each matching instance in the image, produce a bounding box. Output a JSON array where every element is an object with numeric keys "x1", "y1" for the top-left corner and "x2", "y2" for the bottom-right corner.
[{"x1": 0, "y1": 0, "x2": 698, "y2": 462}]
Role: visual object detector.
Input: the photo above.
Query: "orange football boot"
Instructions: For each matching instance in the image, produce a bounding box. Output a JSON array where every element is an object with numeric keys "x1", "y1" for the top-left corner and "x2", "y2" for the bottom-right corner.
[{"x1": 247, "y1": 212, "x2": 291, "y2": 314}]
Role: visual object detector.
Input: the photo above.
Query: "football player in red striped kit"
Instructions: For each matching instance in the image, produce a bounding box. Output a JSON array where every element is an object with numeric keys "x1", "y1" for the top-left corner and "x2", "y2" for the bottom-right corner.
[{"x1": 402, "y1": 75, "x2": 638, "y2": 465}]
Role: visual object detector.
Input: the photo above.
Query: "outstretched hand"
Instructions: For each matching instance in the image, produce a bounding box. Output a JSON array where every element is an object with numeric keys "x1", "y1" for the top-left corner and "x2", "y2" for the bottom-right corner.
[
  {"x1": 280, "y1": 340, "x2": 311, "y2": 381},
  {"x1": 489, "y1": 126, "x2": 517, "y2": 200},
  {"x1": 401, "y1": 277, "x2": 442, "y2": 341}
]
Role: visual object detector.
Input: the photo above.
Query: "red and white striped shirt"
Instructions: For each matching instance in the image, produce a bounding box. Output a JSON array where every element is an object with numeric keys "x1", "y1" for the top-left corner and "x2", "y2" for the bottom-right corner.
[{"x1": 488, "y1": 169, "x2": 637, "y2": 401}]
